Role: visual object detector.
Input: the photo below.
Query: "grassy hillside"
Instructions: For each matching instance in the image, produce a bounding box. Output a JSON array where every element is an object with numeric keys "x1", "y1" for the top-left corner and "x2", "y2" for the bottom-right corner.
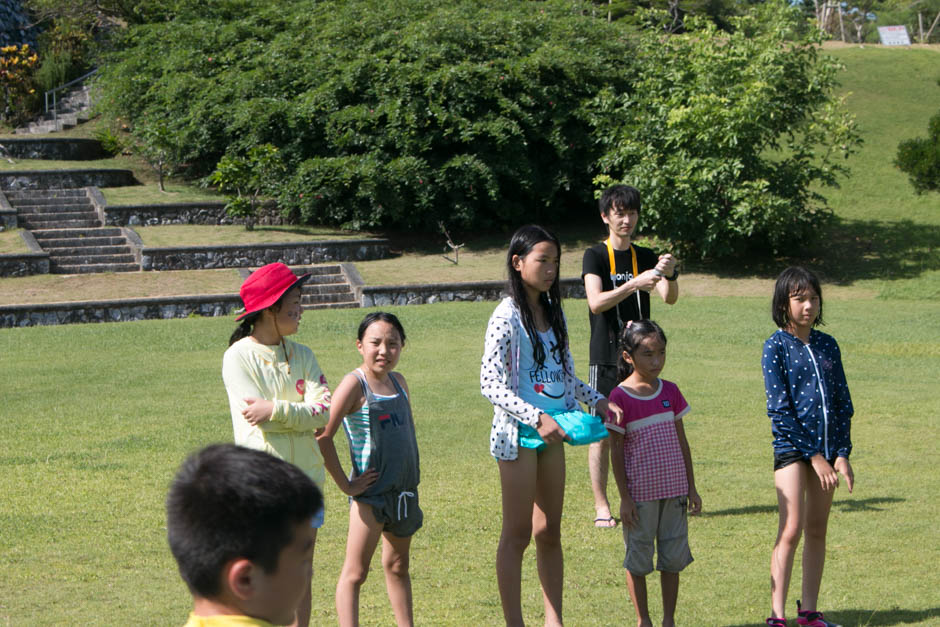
[{"x1": 805, "y1": 47, "x2": 939, "y2": 299}]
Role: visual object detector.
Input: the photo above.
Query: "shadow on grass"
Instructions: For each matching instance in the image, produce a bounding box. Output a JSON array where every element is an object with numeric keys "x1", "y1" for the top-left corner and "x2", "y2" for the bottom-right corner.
[
  {"x1": 705, "y1": 497, "x2": 904, "y2": 518},
  {"x1": 697, "y1": 218, "x2": 940, "y2": 285},
  {"x1": 723, "y1": 606, "x2": 940, "y2": 627}
]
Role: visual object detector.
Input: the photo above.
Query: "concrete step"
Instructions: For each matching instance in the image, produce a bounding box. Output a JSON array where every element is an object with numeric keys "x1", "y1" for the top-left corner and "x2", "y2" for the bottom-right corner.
[
  {"x1": 304, "y1": 273, "x2": 347, "y2": 286},
  {"x1": 301, "y1": 292, "x2": 357, "y2": 304},
  {"x1": 42, "y1": 245, "x2": 132, "y2": 256},
  {"x1": 19, "y1": 211, "x2": 97, "y2": 222},
  {"x1": 50, "y1": 253, "x2": 136, "y2": 265},
  {"x1": 302, "y1": 284, "x2": 352, "y2": 296},
  {"x1": 293, "y1": 264, "x2": 343, "y2": 276},
  {"x1": 31, "y1": 227, "x2": 123, "y2": 240},
  {"x1": 11, "y1": 200, "x2": 93, "y2": 209},
  {"x1": 51, "y1": 262, "x2": 139, "y2": 274},
  {"x1": 33, "y1": 236, "x2": 127, "y2": 247},
  {"x1": 303, "y1": 301, "x2": 360, "y2": 310},
  {"x1": 20, "y1": 218, "x2": 100, "y2": 229},
  {"x1": 5, "y1": 189, "x2": 87, "y2": 200}
]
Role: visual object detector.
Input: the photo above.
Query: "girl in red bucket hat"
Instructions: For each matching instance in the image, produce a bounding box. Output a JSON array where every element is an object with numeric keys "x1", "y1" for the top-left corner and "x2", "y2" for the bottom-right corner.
[{"x1": 222, "y1": 262, "x2": 331, "y2": 627}]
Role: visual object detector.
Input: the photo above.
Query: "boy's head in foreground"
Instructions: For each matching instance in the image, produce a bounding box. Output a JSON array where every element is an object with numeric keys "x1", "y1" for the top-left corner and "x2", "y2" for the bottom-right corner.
[{"x1": 167, "y1": 444, "x2": 323, "y2": 625}]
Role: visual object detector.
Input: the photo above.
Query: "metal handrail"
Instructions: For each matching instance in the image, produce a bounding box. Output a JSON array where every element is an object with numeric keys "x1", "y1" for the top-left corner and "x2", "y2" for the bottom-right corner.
[{"x1": 44, "y1": 68, "x2": 98, "y2": 126}]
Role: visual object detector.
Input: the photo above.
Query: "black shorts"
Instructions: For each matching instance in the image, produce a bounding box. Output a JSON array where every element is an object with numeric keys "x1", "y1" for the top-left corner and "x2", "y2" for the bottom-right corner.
[
  {"x1": 773, "y1": 450, "x2": 837, "y2": 471},
  {"x1": 588, "y1": 364, "x2": 620, "y2": 417}
]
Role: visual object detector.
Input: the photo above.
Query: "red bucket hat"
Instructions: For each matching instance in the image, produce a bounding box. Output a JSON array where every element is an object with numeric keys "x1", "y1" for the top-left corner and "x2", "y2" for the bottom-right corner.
[{"x1": 236, "y1": 263, "x2": 310, "y2": 321}]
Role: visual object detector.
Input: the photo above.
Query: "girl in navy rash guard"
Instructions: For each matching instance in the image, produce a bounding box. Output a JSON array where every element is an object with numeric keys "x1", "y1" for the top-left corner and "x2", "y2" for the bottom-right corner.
[{"x1": 761, "y1": 266, "x2": 854, "y2": 627}]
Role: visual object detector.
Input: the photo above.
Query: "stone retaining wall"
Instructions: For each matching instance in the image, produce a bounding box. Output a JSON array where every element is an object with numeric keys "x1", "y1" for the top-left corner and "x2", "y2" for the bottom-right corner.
[
  {"x1": 141, "y1": 240, "x2": 391, "y2": 271},
  {"x1": 0, "y1": 294, "x2": 242, "y2": 328},
  {"x1": 361, "y1": 278, "x2": 585, "y2": 307},
  {"x1": 103, "y1": 201, "x2": 291, "y2": 227},
  {"x1": 0, "y1": 189, "x2": 16, "y2": 228},
  {"x1": 0, "y1": 251, "x2": 49, "y2": 277},
  {"x1": 0, "y1": 169, "x2": 138, "y2": 190},
  {"x1": 0, "y1": 138, "x2": 107, "y2": 160}
]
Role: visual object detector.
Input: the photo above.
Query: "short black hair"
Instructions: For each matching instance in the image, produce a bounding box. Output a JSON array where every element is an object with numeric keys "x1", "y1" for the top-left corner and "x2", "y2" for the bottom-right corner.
[
  {"x1": 771, "y1": 266, "x2": 824, "y2": 329},
  {"x1": 357, "y1": 311, "x2": 406, "y2": 344},
  {"x1": 599, "y1": 184, "x2": 642, "y2": 216},
  {"x1": 166, "y1": 444, "x2": 323, "y2": 598}
]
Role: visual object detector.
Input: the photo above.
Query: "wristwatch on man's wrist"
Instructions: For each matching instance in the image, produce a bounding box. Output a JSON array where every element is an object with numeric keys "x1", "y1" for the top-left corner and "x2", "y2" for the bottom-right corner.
[{"x1": 666, "y1": 269, "x2": 679, "y2": 281}]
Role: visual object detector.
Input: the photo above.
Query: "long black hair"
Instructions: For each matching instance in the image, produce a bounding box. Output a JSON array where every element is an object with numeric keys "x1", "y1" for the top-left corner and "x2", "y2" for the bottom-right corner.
[
  {"x1": 506, "y1": 224, "x2": 568, "y2": 372},
  {"x1": 617, "y1": 319, "x2": 667, "y2": 380}
]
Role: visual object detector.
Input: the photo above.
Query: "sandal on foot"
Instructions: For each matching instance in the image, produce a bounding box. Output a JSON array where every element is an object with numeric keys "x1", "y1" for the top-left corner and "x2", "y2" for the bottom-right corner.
[
  {"x1": 797, "y1": 600, "x2": 842, "y2": 627},
  {"x1": 593, "y1": 516, "x2": 617, "y2": 528}
]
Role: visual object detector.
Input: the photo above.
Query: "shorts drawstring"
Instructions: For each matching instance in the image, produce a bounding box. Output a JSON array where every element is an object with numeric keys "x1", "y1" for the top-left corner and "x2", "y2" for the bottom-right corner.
[{"x1": 396, "y1": 490, "x2": 415, "y2": 520}]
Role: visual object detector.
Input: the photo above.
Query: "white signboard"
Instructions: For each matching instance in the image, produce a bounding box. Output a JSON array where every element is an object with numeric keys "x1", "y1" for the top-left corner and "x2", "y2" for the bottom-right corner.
[{"x1": 877, "y1": 25, "x2": 911, "y2": 46}]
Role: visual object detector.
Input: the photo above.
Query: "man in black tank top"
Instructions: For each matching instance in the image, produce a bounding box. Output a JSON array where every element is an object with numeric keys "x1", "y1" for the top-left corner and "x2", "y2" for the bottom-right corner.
[{"x1": 581, "y1": 185, "x2": 679, "y2": 528}]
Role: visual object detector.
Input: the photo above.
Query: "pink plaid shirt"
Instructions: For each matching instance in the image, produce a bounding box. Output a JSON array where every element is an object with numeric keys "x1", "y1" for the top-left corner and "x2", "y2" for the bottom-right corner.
[{"x1": 606, "y1": 379, "x2": 690, "y2": 502}]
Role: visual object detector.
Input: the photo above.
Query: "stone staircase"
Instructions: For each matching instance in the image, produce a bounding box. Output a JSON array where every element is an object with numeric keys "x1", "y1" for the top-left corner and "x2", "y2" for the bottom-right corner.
[
  {"x1": 8, "y1": 188, "x2": 139, "y2": 274},
  {"x1": 15, "y1": 83, "x2": 93, "y2": 135},
  {"x1": 296, "y1": 265, "x2": 360, "y2": 310}
]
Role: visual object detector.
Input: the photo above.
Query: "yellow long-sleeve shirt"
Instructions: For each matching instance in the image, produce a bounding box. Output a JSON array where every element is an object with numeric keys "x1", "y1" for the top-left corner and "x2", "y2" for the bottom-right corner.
[{"x1": 222, "y1": 337, "x2": 331, "y2": 488}]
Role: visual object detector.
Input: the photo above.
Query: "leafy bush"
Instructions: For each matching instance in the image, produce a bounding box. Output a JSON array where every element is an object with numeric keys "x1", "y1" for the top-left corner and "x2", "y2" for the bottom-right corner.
[
  {"x1": 895, "y1": 110, "x2": 940, "y2": 194},
  {"x1": 0, "y1": 44, "x2": 39, "y2": 124},
  {"x1": 96, "y1": 0, "x2": 636, "y2": 230},
  {"x1": 209, "y1": 144, "x2": 286, "y2": 230},
  {"x1": 591, "y1": 4, "x2": 861, "y2": 258}
]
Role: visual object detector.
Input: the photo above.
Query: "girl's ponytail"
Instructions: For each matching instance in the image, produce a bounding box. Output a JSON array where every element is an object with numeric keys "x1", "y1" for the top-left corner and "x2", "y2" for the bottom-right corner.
[
  {"x1": 617, "y1": 319, "x2": 668, "y2": 381},
  {"x1": 229, "y1": 311, "x2": 262, "y2": 346}
]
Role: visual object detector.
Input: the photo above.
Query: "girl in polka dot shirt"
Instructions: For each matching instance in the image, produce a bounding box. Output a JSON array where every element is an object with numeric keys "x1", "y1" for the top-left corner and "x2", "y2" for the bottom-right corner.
[
  {"x1": 762, "y1": 266, "x2": 854, "y2": 627},
  {"x1": 480, "y1": 224, "x2": 620, "y2": 626}
]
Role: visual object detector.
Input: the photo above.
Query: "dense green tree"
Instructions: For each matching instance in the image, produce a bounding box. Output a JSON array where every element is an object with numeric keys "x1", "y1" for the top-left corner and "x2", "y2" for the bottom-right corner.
[
  {"x1": 591, "y1": 3, "x2": 861, "y2": 258},
  {"x1": 896, "y1": 107, "x2": 940, "y2": 194},
  {"x1": 96, "y1": 0, "x2": 860, "y2": 259}
]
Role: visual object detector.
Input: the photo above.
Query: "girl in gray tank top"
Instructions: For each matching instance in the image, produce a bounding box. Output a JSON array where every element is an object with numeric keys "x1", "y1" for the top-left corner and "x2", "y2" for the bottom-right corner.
[{"x1": 318, "y1": 312, "x2": 421, "y2": 626}]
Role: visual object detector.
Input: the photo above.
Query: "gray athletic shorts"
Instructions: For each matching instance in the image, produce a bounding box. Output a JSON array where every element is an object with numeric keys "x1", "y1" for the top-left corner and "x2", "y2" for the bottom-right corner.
[
  {"x1": 623, "y1": 496, "x2": 693, "y2": 575},
  {"x1": 358, "y1": 488, "x2": 423, "y2": 538}
]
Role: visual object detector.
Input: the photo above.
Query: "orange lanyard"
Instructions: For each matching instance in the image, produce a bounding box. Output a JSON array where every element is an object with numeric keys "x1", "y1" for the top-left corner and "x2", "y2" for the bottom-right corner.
[
  {"x1": 606, "y1": 238, "x2": 642, "y2": 323},
  {"x1": 606, "y1": 238, "x2": 638, "y2": 281}
]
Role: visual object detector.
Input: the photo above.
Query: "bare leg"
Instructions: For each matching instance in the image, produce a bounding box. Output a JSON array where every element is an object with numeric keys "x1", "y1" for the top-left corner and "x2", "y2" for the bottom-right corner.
[
  {"x1": 336, "y1": 501, "x2": 383, "y2": 627},
  {"x1": 497, "y1": 449, "x2": 538, "y2": 627},
  {"x1": 801, "y1": 467, "x2": 835, "y2": 612},
  {"x1": 288, "y1": 527, "x2": 316, "y2": 627},
  {"x1": 381, "y1": 532, "x2": 414, "y2": 626},
  {"x1": 626, "y1": 571, "x2": 652, "y2": 627},
  {"x1": 660, "y1": 571, "x2": 679, "y2": 627},
  {"x1": 533, "y1": 442, "x2": 566, "y2": 626},
  {"x1": 589, "y1": 439, "x2": 614, "y2": 525},
  {"x1": 770, "y1": 462, "x2": 806, "y2": 620}
]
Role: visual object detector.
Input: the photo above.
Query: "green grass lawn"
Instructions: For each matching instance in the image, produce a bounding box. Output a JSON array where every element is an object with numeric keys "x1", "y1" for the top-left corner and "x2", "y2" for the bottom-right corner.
[
  {"x1": 135, "y1": 224, "x2": 372, "y2": 248},
  {"x1": 1, "y1": 297, "x2": 937, "y2": 625},
  {"x1": 0, "y1": 228, "x2": 28, "y2": 254},
  {"x1": 101, "y1": 184, "x2": 223, "y2": 206}
]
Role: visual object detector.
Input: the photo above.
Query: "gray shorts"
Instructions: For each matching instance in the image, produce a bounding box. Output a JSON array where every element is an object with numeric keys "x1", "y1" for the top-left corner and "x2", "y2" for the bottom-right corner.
[
  {"x1": 357, "y1": 488, "x2": 423, "y2": 538},
  {"x1": 623, "y1": 496, "x2": 693, "y2": 575}
]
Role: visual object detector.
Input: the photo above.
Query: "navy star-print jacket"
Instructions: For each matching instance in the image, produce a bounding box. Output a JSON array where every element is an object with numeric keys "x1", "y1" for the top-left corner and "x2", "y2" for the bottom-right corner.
[{"x1": 762, "y1": 328, "x2": 853, "y2": 460}]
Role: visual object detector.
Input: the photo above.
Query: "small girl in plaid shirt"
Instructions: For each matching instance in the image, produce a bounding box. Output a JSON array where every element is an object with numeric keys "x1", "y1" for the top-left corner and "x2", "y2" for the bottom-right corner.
[{"x1": 606, "y1": 319, "x2": 701, "y2": 627}]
